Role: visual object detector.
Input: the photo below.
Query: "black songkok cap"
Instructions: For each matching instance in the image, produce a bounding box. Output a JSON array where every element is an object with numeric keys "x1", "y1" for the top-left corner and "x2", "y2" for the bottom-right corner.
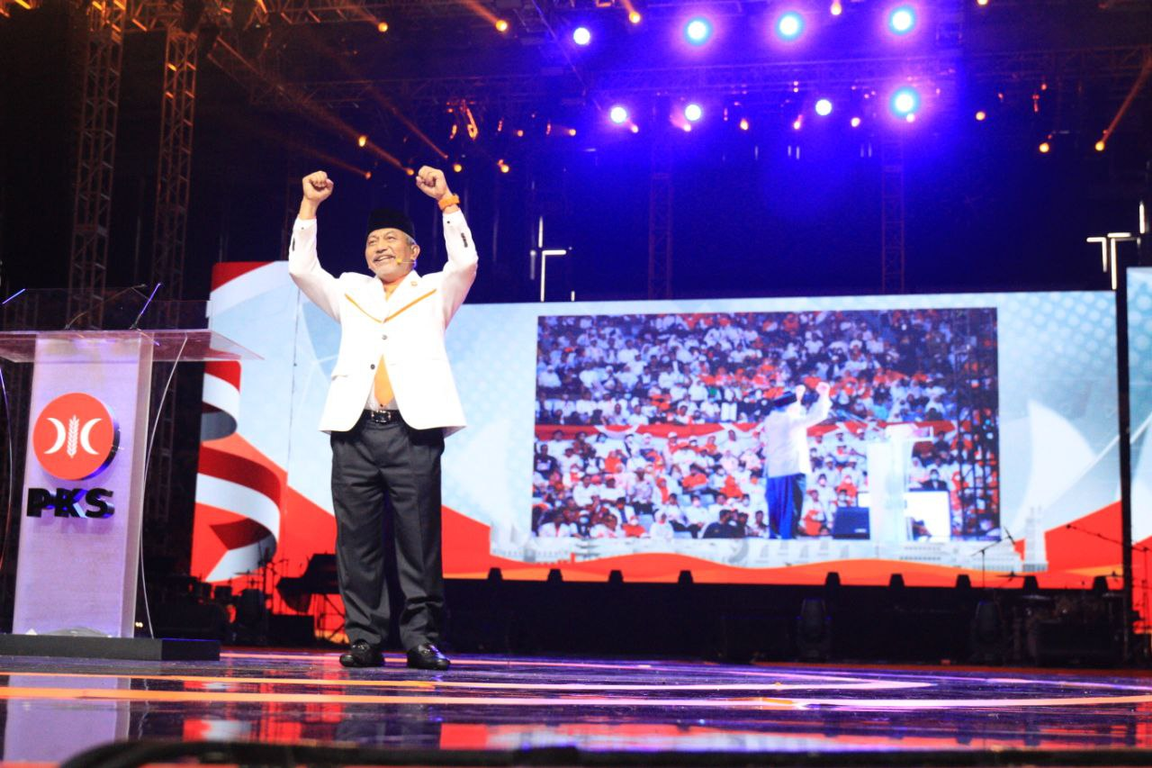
[
  {"x1": 770, "y1": 392, "x2": 799, "y2": 410},
  {"x1": 366, "y1": 207, "x2": 416, "y2": 240}
]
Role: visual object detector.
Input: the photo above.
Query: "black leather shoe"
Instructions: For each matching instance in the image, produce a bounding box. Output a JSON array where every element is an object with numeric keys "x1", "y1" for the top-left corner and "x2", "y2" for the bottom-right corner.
[
  {"x1": 406, "y1": 643, "x2": 450, "y2": 670},
  {"x1": 339, "y1": 640, "x2": 383, "y2": 668}
]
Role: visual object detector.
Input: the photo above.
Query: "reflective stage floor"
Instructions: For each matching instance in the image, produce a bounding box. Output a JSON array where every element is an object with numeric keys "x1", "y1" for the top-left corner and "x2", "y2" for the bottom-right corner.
[{"x1": 2, "y1": 650, "x2": 1152, "y2": 766}]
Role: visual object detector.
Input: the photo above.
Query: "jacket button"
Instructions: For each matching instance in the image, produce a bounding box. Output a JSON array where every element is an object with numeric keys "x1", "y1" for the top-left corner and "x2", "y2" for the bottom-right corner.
[
  {"x1": 370, "y1": 364, "x2": 375, "y2": 369},
  {"x1": 381, "y1": 334, "x2": 388, "y2": 341}
]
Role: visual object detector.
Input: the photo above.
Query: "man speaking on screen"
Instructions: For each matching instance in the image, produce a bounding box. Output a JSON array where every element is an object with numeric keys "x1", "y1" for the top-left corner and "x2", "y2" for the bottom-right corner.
[
  {"x1": 761, "y1": 383, "x2": 832, "y2": 539},
  {"x1": 288, "y1": 167, "x2": 478, "y2": 670}
]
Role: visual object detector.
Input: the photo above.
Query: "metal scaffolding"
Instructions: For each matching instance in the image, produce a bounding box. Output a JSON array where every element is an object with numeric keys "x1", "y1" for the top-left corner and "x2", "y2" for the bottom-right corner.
[
  {"x1": 152, "y1": 28, "x2": 197, "y2": 301},
  {"x1": 880, "y1": 134, "x2": 905, "y2": 294},
  {"x1": 647, "y1": 172, "x2": 673, "y2": 301},
  {"x1": 144, "y1": 26, "x2": 199, "y2": 535},
  {"x1": 67, "y1": 0, "x2": 128, "y2": 329}
]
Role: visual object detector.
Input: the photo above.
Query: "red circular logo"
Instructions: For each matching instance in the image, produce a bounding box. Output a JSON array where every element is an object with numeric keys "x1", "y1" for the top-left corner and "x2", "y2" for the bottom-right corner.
[{"x1": 32, "y1": 393, "x2": 119, "y2": 481}]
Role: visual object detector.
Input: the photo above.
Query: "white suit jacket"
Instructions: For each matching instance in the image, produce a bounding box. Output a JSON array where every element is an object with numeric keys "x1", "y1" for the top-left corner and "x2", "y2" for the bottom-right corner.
[
  {"x1": 762, "y1": 393, "x2": 832, "y2": 478},
  {"x1": 287, "y1": 211, "x2": 478, "y2": 435}
]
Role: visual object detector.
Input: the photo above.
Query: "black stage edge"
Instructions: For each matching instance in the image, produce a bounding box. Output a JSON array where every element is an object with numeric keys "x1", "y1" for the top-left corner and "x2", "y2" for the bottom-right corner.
[
  {"x1": 60, "y1": 740, "x2": 1152, "y2": 768},
  {"x1": 0, "y1": 633, "x2": 219, "y2": 661}
]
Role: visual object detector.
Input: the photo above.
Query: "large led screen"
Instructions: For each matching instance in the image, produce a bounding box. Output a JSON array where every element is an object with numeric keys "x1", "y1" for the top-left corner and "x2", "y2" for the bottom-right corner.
[
  {"x1": 1128, "y1": 267, "x2": 1152, "y2": 631},
  {"x1": 194, "y1": 263, "x2": 1122, "y2": 604}
]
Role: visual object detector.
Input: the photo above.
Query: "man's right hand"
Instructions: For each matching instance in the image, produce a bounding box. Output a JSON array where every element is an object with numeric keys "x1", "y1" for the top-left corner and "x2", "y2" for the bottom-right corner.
[{"x1": 299, "y1": 171, "x2": 333, "y2": 219}]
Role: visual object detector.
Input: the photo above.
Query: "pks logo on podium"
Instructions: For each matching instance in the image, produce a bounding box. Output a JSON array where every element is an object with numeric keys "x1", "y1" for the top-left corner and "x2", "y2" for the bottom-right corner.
[{"x1": 26, "y1": 392, "x2": 118, "y2": 518}]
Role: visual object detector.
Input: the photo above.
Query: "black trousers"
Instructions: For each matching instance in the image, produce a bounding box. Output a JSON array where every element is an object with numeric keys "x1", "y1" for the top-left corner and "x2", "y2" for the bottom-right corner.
[{"x1": 330, "y1": 414, "x2": 445, "y2": 650}]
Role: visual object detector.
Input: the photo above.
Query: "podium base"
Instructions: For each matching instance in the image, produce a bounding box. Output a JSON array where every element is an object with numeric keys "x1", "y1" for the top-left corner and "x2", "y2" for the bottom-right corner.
[{"x1": 0, "y1": 634, "x2": 220, "y2": 661}]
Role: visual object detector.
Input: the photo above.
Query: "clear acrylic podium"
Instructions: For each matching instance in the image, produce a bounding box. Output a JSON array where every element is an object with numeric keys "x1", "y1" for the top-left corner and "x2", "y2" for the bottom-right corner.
[{"x1": 0, "y1": 329, "x2": 257, "y2": 660}]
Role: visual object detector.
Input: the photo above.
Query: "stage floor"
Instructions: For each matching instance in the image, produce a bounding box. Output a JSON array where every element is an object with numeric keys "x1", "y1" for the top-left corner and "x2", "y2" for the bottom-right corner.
[{"x1": 2, "y1": 651, "x2": 1152, "y2": 766}]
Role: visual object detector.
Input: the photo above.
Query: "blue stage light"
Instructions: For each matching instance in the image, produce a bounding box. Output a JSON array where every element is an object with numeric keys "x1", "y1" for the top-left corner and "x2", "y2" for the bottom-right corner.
[
  {"x1": 815, "y1": 98, "x2": 833, "y2": 116},
  {"x1": 609, "y1": 106, "x2": 629, "y2": 125},
  {"x1": 685, "y1": 17, "x2": 712, "y2": 45},
  {"x1": 684, "y1": 103, "x2": 703, "y2": 122},
  {"x1": 887, "y1": 5, "x2": 917, "y2": 35},
  {"x1": 890, "y1": 86, "x2": 920, "y2": 117},
  {"x1": 572, "y1": 26, "x2": 591, "y2": 46},
  {"x1": 776, "y1": 11, "x2": 804, "y2": 40}
]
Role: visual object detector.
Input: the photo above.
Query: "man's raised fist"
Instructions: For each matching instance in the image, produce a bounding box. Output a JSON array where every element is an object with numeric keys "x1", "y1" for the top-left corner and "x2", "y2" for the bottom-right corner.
[
  {"x1": 302, "y1": 171, "x2": 334, "y2": 203},
  {"x1": 415, "y1": 166, "x2": 450, "y2": 201}
]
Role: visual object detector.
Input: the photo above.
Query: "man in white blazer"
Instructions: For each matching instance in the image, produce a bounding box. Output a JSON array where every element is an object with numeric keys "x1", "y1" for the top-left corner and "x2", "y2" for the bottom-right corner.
[{"x1": 288, "y1": 166, "x2": 477, "y2": 670}]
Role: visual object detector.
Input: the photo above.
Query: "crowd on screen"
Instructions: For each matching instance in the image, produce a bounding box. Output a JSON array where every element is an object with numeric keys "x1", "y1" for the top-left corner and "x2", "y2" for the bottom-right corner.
[{"x1": 532, "y1": 309, "x2": 1001, "y2": 540}]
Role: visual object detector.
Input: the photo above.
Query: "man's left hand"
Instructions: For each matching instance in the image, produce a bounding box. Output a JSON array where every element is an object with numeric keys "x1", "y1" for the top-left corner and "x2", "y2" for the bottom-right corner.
[
  {"x1": 816, "y1": 382, "x2": 831, "y2": 397},
  {"x1": 415, "y1": 166, "x2": 451, "y2": 201}
]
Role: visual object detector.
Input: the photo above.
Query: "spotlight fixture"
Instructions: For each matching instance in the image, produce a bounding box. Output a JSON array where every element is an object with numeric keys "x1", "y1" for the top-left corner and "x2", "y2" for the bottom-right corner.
[
  {"x1": 357, "y1": 135, "x2": 368, "y2": 147},
  {"x1": 776, "y1": 11, "x2": 805, "y2": 40},
  {"x1": 684, "y1": 103, "x2": 703, "y2": 122},
  {"x1": 572, "y1": 26, "x2": 591, "y2": 46},
  {"x1": 850, "y1": 116, "x2": 862, "y2": 128},
  {"x1": 684, "y1": 17, "x2": 713, "y2": 45},
  {"x1": 830, "y1": 1, "x2": 843, "y2": 15},
  {"x1": 498, "y1": 160, "x2": 511, "y2": 173},
  {"x1": 739, "y1": 118, "x2": 750, "y2": 131},
  {"x1": 975, "y1": 110, "x2": 987, "y2": 121},
  {"x1": 792, "y1": 117, "x2": 802, "y2": 130},
  {"x1": 629, "y1": 11, "x2": 642, "y2": 24},
  {"x1": 1095, "y1": 139, "x2": 1106, "y2": 152},
  {"x1": 1038, "y1": 140, "x2": 1051, "y2": 154},
  {"x1": 495, "y1": 19, "x2": 509, "y2": 33},
  {"x1": 887, "y1": 5, "x2": 917, "y2": 35},
  {"x1": 890, "y1": 86, "x2": 920, "y2": 117},
  {"x1": 815, "y1": 98, "x2": 833, "y2": 116},
  {"x1": 609, "y1": 105, "x2": 629, "y2": 124},
  {"x1": 376, "y1": 21, "x2": 388, "y2": 33}
]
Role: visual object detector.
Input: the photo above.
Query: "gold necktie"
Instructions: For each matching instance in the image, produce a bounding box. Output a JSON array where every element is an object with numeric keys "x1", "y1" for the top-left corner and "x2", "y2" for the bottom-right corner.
[
  {"x1": 374, "y1": 356, "x2": 393, "y2": 406},
  {"x1": 374, "y1": 279, "x2": 399, "y2": 406}
]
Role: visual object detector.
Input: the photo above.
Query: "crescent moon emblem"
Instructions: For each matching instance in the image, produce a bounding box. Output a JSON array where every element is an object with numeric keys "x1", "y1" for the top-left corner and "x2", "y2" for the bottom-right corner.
[
  {"x1": 79, "y1": 418, "x2": 102, "y2": 455},
  {"x1": 45, "y1": 418, "x2": 67, "y2": 455}
]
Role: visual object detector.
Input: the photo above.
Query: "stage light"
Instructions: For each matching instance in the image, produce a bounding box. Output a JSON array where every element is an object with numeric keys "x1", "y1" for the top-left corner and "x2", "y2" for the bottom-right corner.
[
  {"x1": 976, "y1": 0, "x2": 989, "y2": 5},
  {"x1": 498, "y1": 159, "x2": 511, "y2": 173},
  {"x1": 887, "y1": 5, "x2": 917, "y2": 35},
  {"x1": 405, "y1": 168, "x2": 415, "y2": 176},
  {"x1": 792, "y1": 117, "x2": 802, "y2": 130},
  {"x1": 376, "y1": 21, "x2": 388, "y2": 33},
  {"x1": 364, "y1": 171, "x2": 372, "y2": 180},
  {"x1": 776, "y1": 11, "x2": 804, "y2": 40},
  {"x1": 629, "y1": 11, "x2": 642, "y2": 24},
  {"x1": 609, "y1": 105, "x2": 629, "y2": 124},
  {"x1": 850, "y1": 116, "x2": 862, "y2": 128},
  {"x1": 975, "y1": 110, "x2": 987, "y2": 121},
  {"x1": 495, "y1": 18, "x2": 509, "y2": 33},
  {"x1": 572, "y1": 26, "x2": 591, "y2": 46},
  {"x1": 452, "y1": 162, "x2": 463, "y2": 172},
  {"x1": 684, "y1": 103, "x2": 703, "y2": 122},
  {"x1": 739, "y1": 118, "x2": 750, "y2": 131},
  {"x1": 815, "y1": 98, "x2": 833, "y2": 116},
  {"x1": 685, "y1": 17, "x2": 712, "y2": 45},
  {"x1": 357, "y1": 134, "x2": 368, "y2": 147},
  {"x1": 568, "y1": 128, "x2": 577, "y2": 137},
  {"x1": 830, "y1": 1, "x2": 843, "y2": 16},
  {"x1": 1038, "y1": 141, "x2": 1050, "y2": 154},
  {"x1": 1095, "y1": 140, "x2": 1106, "y2": 152},
  {"x1": 890, "y1": 86, "x2": 920, "y2": 117}
]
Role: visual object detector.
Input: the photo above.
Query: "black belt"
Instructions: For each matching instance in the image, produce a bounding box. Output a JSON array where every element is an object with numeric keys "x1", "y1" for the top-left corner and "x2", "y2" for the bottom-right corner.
[{"x1": 363, "y1": 409, "x2": 402, "y2": 425}]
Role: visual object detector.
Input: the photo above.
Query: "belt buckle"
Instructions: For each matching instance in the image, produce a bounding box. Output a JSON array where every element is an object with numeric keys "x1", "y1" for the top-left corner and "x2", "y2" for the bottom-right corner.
[{"x1": 368, "y1": 409, "x2": 397, "y2": 424}]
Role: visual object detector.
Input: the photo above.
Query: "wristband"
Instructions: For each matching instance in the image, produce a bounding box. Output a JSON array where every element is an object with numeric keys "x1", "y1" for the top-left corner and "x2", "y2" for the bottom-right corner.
[{"x1": 438, "y1": 194, "x2": 461, "y2": 212}]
